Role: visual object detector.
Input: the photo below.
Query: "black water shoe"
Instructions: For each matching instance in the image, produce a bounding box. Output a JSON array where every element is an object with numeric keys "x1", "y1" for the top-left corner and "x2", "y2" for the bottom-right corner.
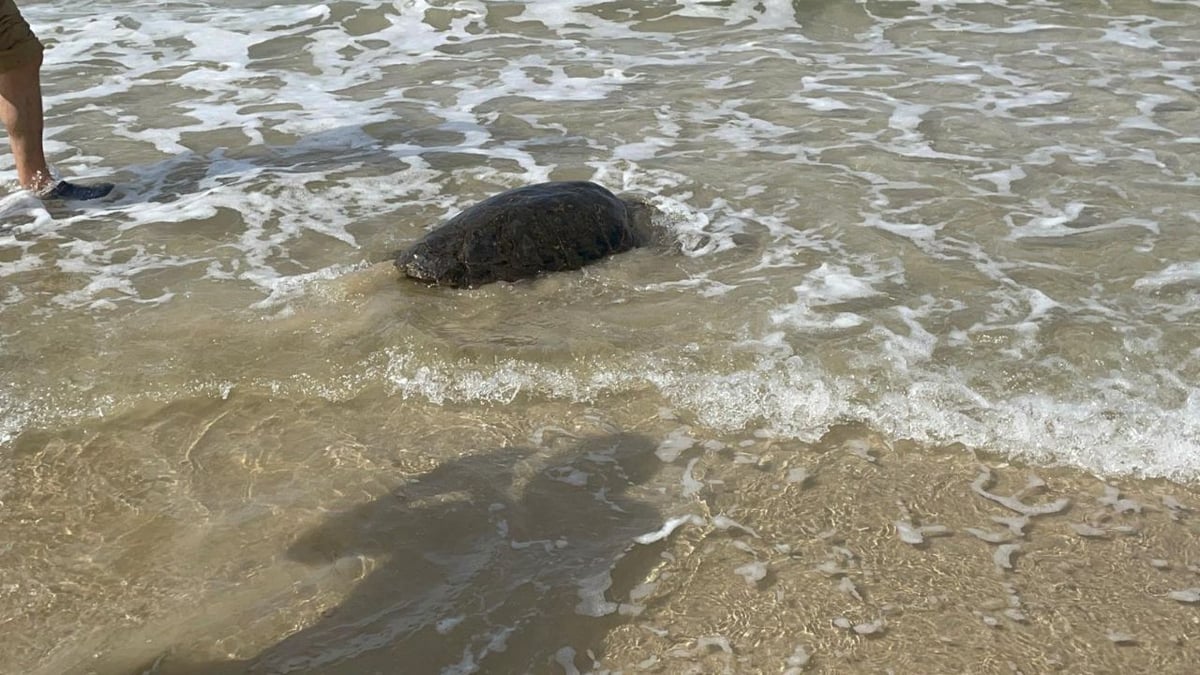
[{"x1": 39, "y1": 180, "x2": 115, "y2": 201}]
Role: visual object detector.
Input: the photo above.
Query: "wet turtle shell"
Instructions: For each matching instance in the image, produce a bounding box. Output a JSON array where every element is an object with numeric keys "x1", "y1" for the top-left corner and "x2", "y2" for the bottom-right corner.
[{"x1": 394, "y1": 181, "x2": 650, "y2": 288}]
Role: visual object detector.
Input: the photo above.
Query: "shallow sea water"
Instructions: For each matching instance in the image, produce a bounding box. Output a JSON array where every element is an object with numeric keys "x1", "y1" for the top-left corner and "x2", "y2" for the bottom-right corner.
[{"x1": 1, "y1": 1, "x2": 1199, "y2": 673}]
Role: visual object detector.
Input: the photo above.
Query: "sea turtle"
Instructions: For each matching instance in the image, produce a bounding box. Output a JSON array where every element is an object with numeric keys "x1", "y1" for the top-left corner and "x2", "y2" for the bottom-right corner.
[{"x1": 393, "y1": 181, "x2": 656, "y2": 288}]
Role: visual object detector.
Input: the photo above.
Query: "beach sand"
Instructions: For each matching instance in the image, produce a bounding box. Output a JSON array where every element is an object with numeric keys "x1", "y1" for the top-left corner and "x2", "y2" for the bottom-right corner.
[
  {"x1": 593, "y1": 426, "x2": 1200, "y2": 674},
  {"x1": 6, "y1": 405, "x2": 1200, "y2": 675}
]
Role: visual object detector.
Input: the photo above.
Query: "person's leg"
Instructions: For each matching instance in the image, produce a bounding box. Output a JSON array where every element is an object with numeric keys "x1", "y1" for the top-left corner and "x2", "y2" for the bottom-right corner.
[
  {"x1": 0, "y1": 48, "x2": 52, "y2": 193},
  {"x1": 0, "y1": 0, "x2": 111, "y2": 200}
]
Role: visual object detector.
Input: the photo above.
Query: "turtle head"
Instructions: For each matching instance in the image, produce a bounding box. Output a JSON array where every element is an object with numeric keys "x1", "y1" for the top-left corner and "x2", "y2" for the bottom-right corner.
[
  {"x1": 393, "y1": 242, "x2": 465, "y2": 286},
  {"x1": 620, "y1": 195, "x2": 668, "y2": 248}
]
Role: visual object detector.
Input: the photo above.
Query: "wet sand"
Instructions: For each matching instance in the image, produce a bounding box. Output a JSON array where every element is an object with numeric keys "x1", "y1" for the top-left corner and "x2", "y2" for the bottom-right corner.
[
  {"x1": 20, "y1": 411, "x2": 1194, "y2": 675},
  {"x1": 596, "y1": 426, "x2": 1200, "y2": 674}
]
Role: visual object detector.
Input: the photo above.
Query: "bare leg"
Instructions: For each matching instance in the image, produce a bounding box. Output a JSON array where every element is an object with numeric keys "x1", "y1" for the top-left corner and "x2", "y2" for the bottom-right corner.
[
  {"x1": 0, "y1": 50, "x2": 112, "y2": 200},
  {"x1": 0, "y1": 49, "x2": 53, "y2": 193}
]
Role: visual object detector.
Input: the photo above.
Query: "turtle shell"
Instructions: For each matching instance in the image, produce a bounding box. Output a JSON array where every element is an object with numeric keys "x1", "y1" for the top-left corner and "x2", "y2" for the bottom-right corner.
[{"x1": 394, "y1": 181, "x2": 642, "y2": 288}]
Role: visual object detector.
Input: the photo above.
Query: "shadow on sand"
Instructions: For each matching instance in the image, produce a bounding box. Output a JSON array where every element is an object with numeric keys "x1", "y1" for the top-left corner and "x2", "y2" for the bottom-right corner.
[{"x1": 146, "y1": 432, "x2": 666, "y2": 674}]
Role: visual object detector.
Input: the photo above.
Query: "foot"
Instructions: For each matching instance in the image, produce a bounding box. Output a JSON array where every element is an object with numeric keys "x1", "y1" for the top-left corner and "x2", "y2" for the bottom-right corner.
[{"x1": 38, "y1": 179, "x2": 114, "y2": 201}]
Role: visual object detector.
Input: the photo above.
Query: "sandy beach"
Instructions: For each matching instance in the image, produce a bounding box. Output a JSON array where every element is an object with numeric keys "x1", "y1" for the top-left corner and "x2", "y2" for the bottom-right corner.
[
  {"x1": 3, "y1": 1, "x2": 1198, "y2": 673},
  {"x1": 597, "y1": 427, "x2": 1200, "y2": 673}
]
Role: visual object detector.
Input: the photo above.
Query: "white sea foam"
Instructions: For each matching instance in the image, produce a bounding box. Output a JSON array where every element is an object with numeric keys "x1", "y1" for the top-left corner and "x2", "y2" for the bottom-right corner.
[
  {"x1": 769, "y1": 261, "x2": 898, "y2": 331},
  {"x1": 1134, "y1": 262, "x2": 1200, "y2": 291},
  {"x1": 633, "y1": 515, "x2": 700, "y2": 545},
  {"x1": 0, "y1": 0, "x2": 1196, "y2": 484},
  {"x1": 371, "y1": 337, "x2": 1200, "y2": 479}
]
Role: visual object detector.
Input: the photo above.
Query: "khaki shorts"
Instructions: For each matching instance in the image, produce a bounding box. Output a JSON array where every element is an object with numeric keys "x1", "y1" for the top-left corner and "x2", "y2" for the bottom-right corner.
[{"x1": 0, "y1": 0, "x2": 42, "y2": 73}]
